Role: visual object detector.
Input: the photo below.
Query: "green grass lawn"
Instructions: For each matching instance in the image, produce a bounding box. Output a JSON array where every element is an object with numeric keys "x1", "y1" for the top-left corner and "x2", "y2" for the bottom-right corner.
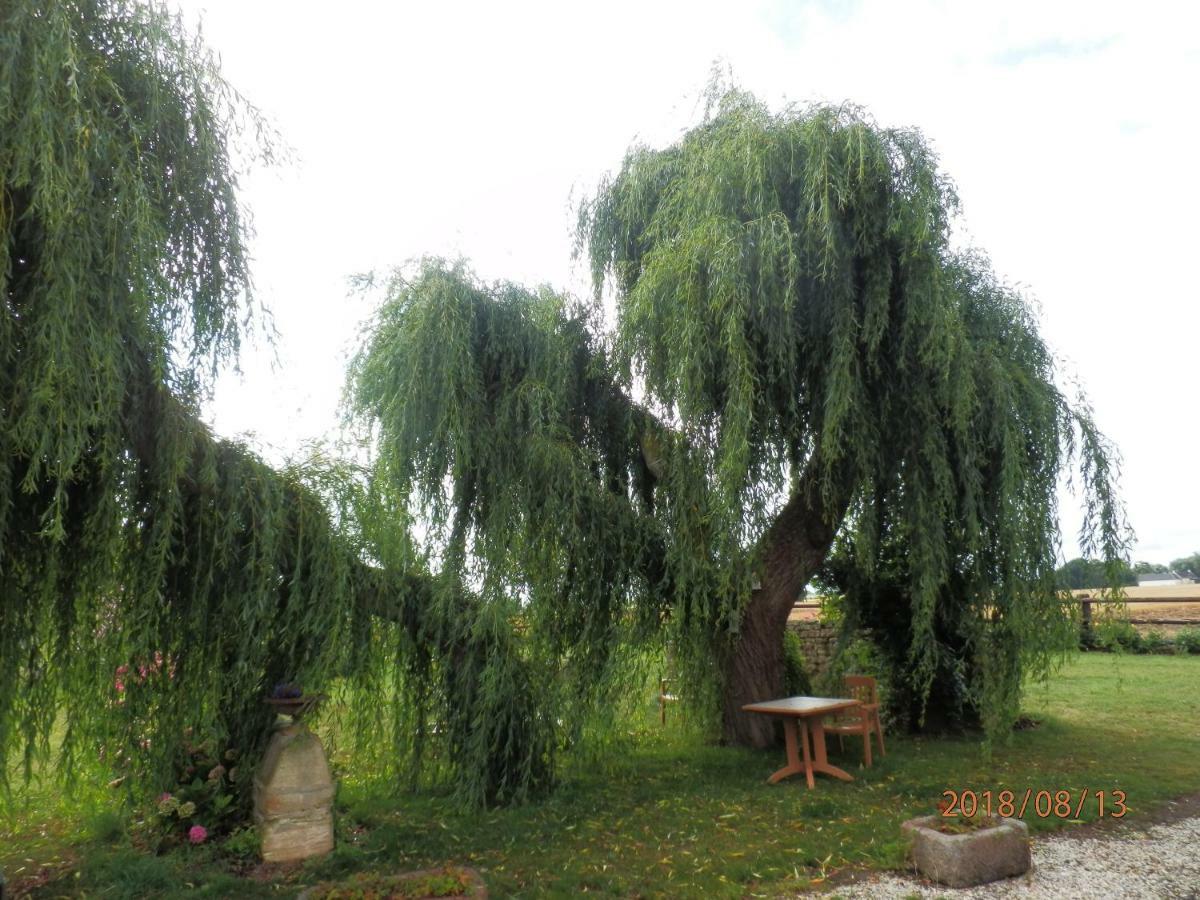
[{"x1": 4, "y1": 652, "x2": 1199, "y2": 898}]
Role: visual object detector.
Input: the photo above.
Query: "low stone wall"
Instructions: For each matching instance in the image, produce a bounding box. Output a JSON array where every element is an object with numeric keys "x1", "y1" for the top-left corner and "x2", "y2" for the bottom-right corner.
[{"x1": 787, "y1": 620, "x2": 840, "y2": 686}]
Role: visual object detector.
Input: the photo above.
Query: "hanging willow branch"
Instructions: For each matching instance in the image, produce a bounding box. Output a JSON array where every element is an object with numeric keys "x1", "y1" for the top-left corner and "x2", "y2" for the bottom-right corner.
[
  {"x1": 0, "y1": 0, "x2": 276, "y2": 784},
  {"x1": 0, "y1": 0, "x2": 556, "y2": 809},
  {"x1": 347, "y1": 261, "x2": 674, "y2": 680}
]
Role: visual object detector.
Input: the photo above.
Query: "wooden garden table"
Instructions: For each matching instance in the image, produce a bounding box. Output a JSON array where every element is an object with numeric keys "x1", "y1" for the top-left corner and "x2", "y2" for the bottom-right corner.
[{"x1": 741, "y1": 696, "x2": 862, "y2": 788}]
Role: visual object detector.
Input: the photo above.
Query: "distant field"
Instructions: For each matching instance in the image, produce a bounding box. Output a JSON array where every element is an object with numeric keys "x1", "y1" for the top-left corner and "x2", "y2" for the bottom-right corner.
[
  {"x1": 789, "y1": 605, "x2": 821, "y2": 623},
  {"x1": 790, "y1": 587, "x2": 1200, "y2": 633},
  {"x1": 1071, "y1": 585, "x2": 1200, "y2": 632},
  {"x1": 1123, "y1": 606, "x2": 1200, "y2": 628},
  {"x1": 1071, "y1": 584, "x2": 1200, "y2": 601}
]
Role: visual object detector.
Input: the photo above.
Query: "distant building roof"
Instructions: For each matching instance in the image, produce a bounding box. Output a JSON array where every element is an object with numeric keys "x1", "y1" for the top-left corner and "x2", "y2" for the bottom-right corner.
[{"x1": 1138, "y1": 572, "x2": 1188, "y2": 583}]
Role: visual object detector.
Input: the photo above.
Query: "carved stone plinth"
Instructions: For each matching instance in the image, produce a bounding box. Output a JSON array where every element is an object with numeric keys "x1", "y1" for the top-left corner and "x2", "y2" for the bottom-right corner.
[{"x1": 253, "y1": 723, "x2": 334, "y2": 863}]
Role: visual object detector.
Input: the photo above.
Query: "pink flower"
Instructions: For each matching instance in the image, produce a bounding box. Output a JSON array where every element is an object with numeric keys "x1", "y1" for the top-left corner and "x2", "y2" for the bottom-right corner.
[
  {"x1": 188, "y1": 825, "x2": 208, "y2": 844},
  {"x1": 158, "y1": 792, "x2": 173, "y2": 803},
  {"x1": 114, "y1": 679, "x2": 125, "y2": 693},
  {"x1": 115, "y1": 665, "x2": 129, "y2": 676}
]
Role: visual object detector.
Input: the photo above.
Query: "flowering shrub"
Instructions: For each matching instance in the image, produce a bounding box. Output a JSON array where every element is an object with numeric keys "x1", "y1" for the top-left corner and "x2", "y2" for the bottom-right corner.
[
  {"x1": 112, "y1": 653, "x2": 176, "y2": 700},
  {"x1": 150, "y1": 736, "x2": 243, "y2": 848},
  {"x1": 103, "y1": 666, "x2": 254, "y2": 851}
]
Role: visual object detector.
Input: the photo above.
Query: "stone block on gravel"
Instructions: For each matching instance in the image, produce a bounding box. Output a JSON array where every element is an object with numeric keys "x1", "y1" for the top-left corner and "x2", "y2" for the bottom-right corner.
[{"x1": 901, "y1": 815, "x2": 1031, "y2": 888}]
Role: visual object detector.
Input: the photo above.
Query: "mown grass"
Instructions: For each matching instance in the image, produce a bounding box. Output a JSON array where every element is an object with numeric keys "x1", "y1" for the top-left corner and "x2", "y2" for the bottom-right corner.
[{"x1": 3, "y1": 652, "x2": 1199, "y2": 898}]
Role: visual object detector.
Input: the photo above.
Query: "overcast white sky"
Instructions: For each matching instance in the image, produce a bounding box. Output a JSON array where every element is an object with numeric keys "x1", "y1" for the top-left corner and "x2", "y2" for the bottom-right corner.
[{"x1": 179, "y1": 0, "x2": 1200, "y2": 564}]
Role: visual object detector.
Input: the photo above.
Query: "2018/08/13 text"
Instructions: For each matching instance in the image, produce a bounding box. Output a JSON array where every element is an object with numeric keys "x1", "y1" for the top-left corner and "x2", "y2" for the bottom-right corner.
[{"x1": 941, "y1": 788, "x2": 1127, "y2": 820}]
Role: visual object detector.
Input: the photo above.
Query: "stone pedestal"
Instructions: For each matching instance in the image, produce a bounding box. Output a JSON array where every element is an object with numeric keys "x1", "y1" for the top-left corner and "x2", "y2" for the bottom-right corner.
[{"x1": 254, "y1": 723, "x2": 335, "y2": 863}]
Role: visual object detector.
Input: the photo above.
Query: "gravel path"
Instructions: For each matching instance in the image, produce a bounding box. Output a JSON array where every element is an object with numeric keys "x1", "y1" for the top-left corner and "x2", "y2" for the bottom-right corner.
[{"x1": 830, "y1": 814, "x2": 1200, "y2": 899}]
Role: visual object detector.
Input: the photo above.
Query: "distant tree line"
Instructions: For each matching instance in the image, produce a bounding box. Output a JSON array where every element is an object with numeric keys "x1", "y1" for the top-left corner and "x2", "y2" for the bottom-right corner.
[
  {"x1": 1056, "y1": 552, "x2": 1200, "y2": 589},
  {"x1": 1169, "y1": 552, "x2": 1200, "y2": 580}
]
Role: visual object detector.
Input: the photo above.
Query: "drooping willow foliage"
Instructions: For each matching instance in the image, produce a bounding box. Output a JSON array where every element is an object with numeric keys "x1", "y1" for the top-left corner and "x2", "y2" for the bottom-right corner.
[
  {"x1": 2, "y1": 0, "x2": 1128, "y2": 812},
  {"x1": 0, "y1": 0, "x2": 355, "y2": 788},
  {"x1": 580, "y1": 88, "x2": 1130, "y2": 737},
  {"x1": 0, "y1": 0, "x2": 556, "y2": 809},
  {"x1": 346, "y1": 264, "x2": 674, "y2": 735},
  {"x1": 353, "y1": 85, "x2": 1129, "y2": 754}
]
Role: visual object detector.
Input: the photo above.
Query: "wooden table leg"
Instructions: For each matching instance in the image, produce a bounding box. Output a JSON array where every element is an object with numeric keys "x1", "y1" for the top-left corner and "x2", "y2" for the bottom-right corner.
[
  {"x1": 809, "y1": 717, "x2": 854, "y2": 782},
  {"x1": 767, "y1": 719, "x2": 806, "y2": 784},
  {"x1": 799, "y1": 718, "x2": 814, "y2": 788}
]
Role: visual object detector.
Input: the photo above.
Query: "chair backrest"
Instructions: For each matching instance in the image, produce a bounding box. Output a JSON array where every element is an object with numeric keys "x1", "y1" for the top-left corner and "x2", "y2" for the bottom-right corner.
[{"x1": 844, "y1": 675, "x2": 878, "y2": 706}]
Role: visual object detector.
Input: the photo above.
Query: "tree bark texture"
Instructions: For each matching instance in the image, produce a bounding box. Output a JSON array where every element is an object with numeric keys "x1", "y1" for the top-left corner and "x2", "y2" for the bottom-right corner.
[{"x1": 720, "y1": 462, "x2": 854, "y2": 747}]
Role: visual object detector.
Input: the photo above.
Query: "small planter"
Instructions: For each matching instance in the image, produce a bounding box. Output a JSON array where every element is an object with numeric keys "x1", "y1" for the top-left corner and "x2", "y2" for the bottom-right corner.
[{"x1": 901, "y1": 815, "x2": 1031, "y2": 888}]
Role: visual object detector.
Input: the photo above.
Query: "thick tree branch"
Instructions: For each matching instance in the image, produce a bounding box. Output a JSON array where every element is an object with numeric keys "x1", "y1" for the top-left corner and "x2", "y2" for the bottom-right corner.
[{"x1": 755, "y1": 450, "x2": 858, "y2": 617}]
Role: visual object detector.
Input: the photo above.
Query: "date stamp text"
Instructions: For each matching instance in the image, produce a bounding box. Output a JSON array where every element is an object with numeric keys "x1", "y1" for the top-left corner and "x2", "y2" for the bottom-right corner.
[{"x1": 941, "y1": 788, "x2": 1126, "y2": 820}]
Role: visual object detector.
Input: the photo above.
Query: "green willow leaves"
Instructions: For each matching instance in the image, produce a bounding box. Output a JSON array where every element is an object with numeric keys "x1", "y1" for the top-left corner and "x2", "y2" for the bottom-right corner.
[
  {"x1": 1, "y1": 0, "x2": 553, "y2": 809},
  {"x1": 0, "y1": 0, "x2": 358, "y2": 789},
  {"x1": 2, "y1": 0, "x2": 1128, "y2": 813},
  {"x1": 356, "y1": 86, "x2": 1129, "y2": 751},
  {"x1": 580, "y1": 88, "x2": 1130, "y2": 737}
]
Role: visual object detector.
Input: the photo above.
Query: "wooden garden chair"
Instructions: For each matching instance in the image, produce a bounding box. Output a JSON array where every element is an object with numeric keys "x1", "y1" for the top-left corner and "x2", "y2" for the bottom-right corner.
[{"x1": 825, "y1": 674, "x2": 885, "y2": 767}]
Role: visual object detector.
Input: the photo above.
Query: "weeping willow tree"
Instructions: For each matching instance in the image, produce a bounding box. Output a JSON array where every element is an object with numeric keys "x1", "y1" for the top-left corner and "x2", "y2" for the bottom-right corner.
[
  {"x1": 2, "y1": 0, "x2": 1128, "y2": 810},
  {"x1": 353, "y1": 86, "x2": 1128, "y2": 751},
  {"x1": 0, "y1": 0, "x2": 553, "y2": 809}
]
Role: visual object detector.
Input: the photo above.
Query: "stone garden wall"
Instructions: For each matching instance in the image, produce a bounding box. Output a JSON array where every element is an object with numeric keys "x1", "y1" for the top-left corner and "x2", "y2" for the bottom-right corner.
[{"x1": 786, "y1": 620, "x2": 840, "y2": 686}]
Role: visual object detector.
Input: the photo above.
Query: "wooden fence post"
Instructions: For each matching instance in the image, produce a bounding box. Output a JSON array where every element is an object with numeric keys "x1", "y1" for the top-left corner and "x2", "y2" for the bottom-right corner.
[{"x1": 1080, "y1": 595, "x2": 1093, "y2": 646}]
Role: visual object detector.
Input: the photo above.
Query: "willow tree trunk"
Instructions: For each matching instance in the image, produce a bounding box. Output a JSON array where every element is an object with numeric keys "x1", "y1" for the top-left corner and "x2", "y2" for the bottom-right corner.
[{"x1": 720, "y1": 464, "x2": 853, "y2": 748}]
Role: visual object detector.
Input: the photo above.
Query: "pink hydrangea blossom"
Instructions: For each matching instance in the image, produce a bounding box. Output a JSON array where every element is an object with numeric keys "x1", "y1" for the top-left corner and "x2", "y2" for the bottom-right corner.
[{"x1": 188, "y1": 824, "x2": 208, "y2": 844}]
